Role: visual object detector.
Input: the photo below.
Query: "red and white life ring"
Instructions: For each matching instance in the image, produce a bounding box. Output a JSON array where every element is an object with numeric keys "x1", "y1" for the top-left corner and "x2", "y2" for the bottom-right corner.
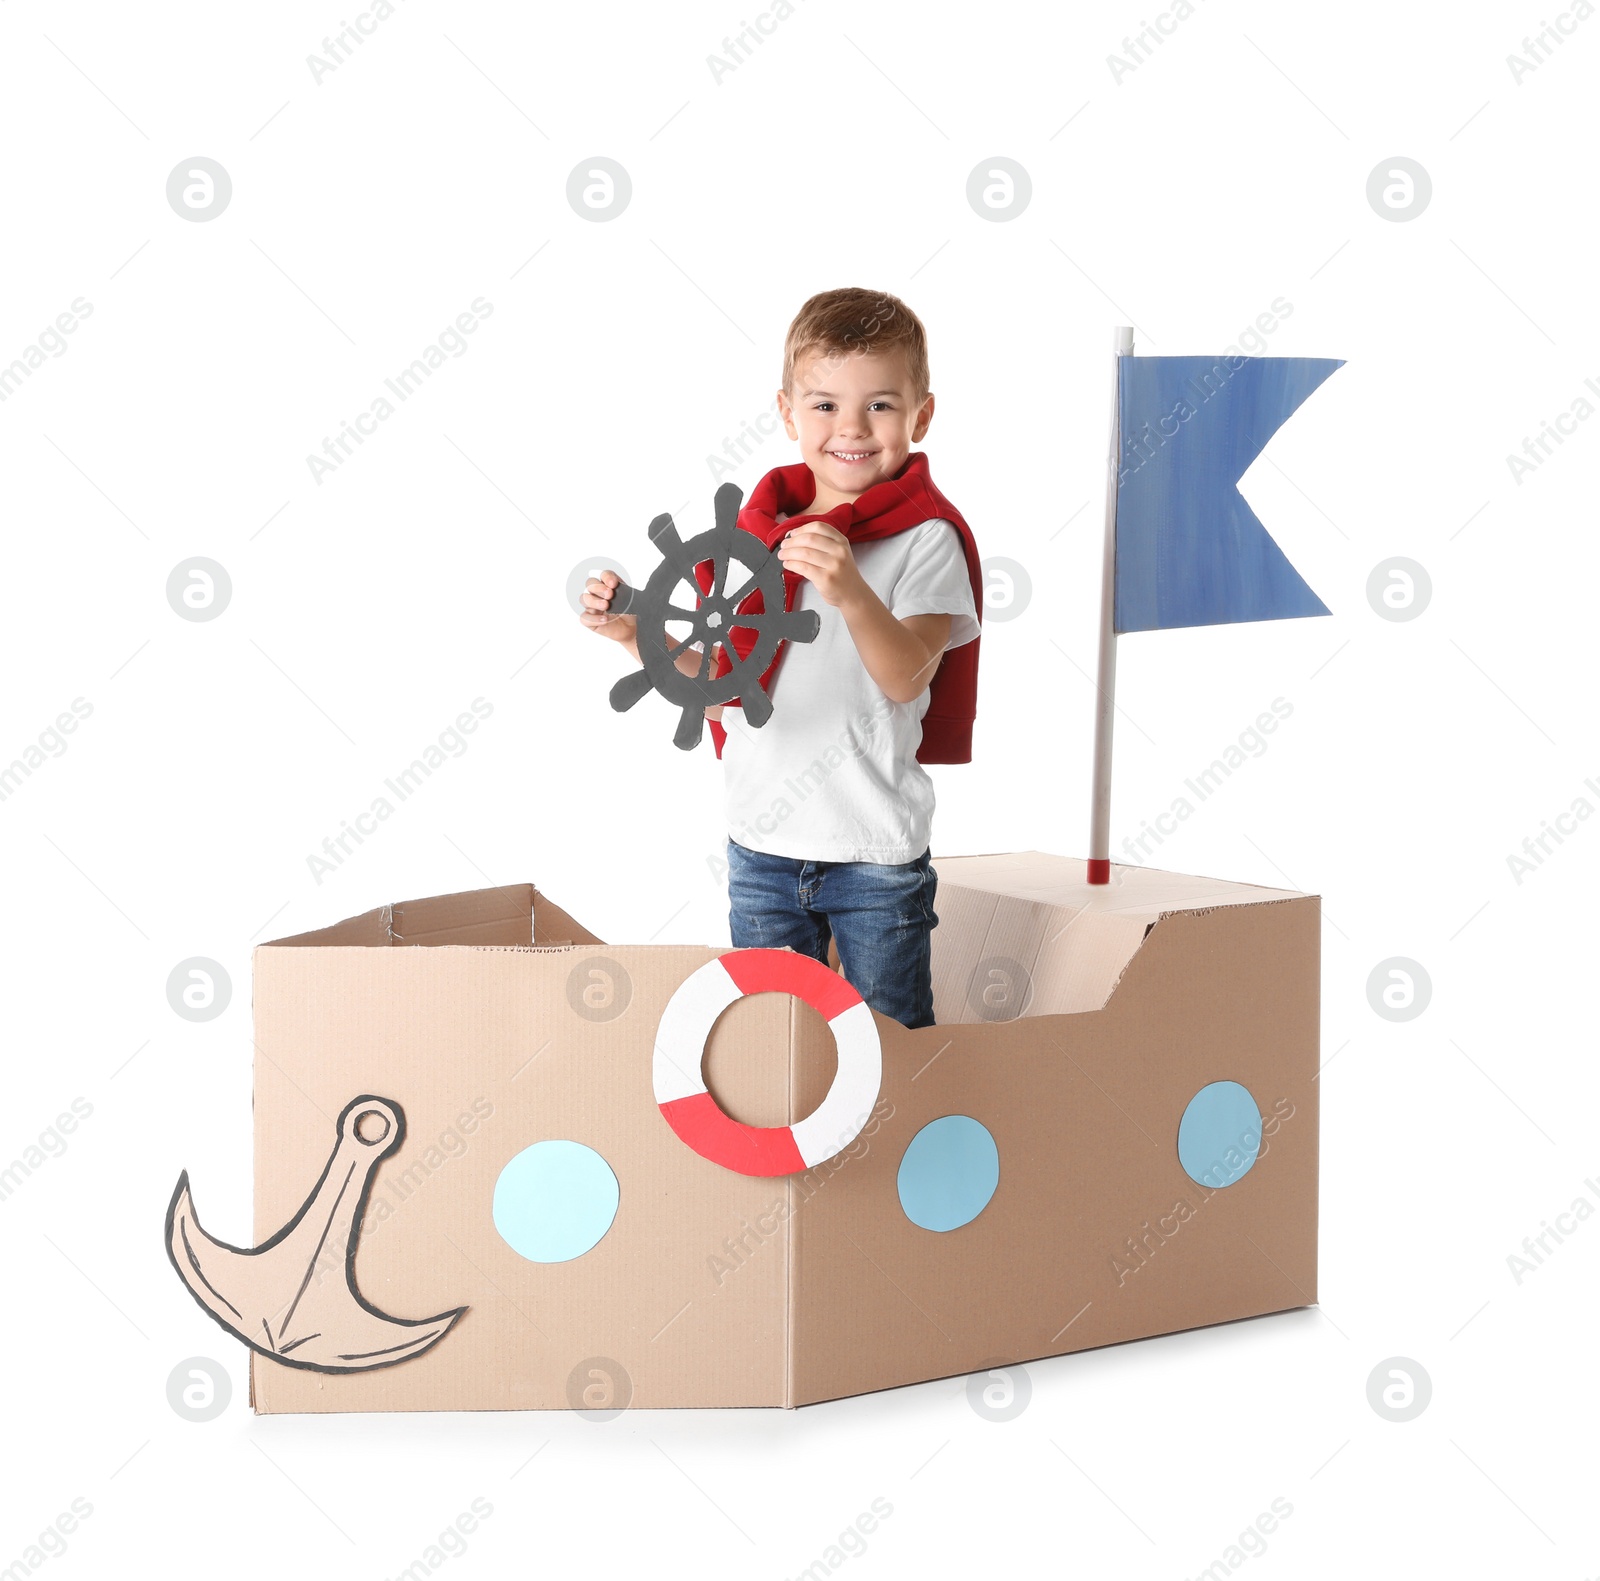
[{"x1": 653, "y1": 948, "x2": 883, "y2": 1177}]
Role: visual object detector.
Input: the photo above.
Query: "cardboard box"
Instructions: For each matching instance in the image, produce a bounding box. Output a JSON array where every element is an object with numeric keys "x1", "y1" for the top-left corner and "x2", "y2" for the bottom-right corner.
[{"x1": 235, "y1": 857, "x2": 1318, "y2": 1413}]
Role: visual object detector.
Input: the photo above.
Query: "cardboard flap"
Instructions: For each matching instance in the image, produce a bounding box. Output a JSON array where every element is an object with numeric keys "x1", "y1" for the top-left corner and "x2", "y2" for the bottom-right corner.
[
  {"x1": 264, "y1": 884, "x2": 605, "y2": 951},
  {"x1": 391, "y1": 885, "x2": 536, "y2": 947},
  {"x1": 533, "y1": 890, "x2": 606, "y2": 948},
  {"x1": 931, "y1": 852, "x2": 1310, "y2": 1023},
  {"x1": 266, "y1": 902, "x2": 397, "y2": 948}
]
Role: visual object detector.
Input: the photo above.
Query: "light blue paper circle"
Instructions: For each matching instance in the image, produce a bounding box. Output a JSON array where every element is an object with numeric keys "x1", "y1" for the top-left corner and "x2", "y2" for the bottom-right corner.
[
  {"x1": 897, "y1": 1115, "x2": 1000, "y2": 1233},
  {"x1": 1177, "y1": 1081, "x2": 1263, "y2": 1188},
  {"x1": 492, "y1": 1140, "x2": 619, "y2": 1263}
]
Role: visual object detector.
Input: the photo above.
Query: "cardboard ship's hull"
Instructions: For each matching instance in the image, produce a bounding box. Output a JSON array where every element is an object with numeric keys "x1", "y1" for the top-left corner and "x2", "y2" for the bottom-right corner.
[{"x1": 248, "y1": 858, "x2": 1318, "y2": 1412}]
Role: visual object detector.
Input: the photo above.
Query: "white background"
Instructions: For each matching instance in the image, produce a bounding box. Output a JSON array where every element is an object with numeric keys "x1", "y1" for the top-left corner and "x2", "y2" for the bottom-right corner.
[{"x1": 2, "y1": 0, "x2": 1595, "y2": 1576}]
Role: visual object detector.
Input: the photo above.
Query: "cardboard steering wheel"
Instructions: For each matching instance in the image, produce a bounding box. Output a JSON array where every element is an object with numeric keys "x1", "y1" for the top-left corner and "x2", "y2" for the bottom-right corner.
[{"x1": 607, "y1": 482, "x2": 820, "y2": 750}]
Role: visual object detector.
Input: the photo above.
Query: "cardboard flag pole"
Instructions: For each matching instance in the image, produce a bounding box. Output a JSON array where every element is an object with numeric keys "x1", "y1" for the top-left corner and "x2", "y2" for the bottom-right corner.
[{"x1": 1088, "y1": 326, "x2": 1134, "y2": 885}]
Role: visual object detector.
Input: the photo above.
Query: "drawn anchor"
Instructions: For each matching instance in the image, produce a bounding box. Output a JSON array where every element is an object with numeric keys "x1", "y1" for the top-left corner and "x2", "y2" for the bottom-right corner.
[{"x1": 165, "y1": 1095, "x2": 465, "y2": 1373}]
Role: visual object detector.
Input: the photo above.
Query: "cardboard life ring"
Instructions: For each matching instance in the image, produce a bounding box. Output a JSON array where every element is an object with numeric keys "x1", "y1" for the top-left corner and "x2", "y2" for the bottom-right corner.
[{"x1": 653, "y1": 948, "x2": 883, "y2": 1176}]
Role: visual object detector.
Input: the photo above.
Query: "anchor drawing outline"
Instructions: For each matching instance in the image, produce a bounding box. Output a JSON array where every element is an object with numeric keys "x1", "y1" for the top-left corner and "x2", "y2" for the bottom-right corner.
[{"x1": 165, "y1": 1094, "x2": 466, "y2": 1374}]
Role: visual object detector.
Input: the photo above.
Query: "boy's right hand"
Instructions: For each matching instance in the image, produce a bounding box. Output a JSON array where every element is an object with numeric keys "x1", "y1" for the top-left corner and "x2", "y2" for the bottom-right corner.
[{"x1": 579, "y1": 570, "x2": 638, "y2": 647}]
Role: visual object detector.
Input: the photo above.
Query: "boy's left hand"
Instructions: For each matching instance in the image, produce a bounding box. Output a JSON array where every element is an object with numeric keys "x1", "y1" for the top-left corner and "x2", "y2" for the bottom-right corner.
[{"x1": 776, "y1": 523, "x2": 867, "y2": 608}]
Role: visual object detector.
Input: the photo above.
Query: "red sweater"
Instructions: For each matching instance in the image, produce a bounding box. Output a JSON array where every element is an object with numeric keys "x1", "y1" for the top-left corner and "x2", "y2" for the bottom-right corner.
[{"x1": 694, "y1": 452, "x2": 982, "y2": 763}]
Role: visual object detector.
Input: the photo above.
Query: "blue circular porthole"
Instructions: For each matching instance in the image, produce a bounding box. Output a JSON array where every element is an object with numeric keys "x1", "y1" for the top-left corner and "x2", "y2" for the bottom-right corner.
[
  {"x1": 897, "y1": 1115, "x2": 1000, "y2": 1233},
  {"x1": 492, "y1": 1140, "x2": 619, "y2": 1262},
  {"x1": 1177, "y1": 1081, "x2": 1263, "y2": 1188}
]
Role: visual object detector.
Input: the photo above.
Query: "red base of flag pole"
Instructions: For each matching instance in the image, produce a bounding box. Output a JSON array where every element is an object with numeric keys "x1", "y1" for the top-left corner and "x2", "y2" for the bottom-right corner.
[{"x1": 1088, "y1": 326, "x2": 1134, "y2": 895}]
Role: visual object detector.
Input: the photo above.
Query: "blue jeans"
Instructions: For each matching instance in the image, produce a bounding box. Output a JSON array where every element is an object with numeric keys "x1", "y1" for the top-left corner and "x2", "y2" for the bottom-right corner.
[{"x1": 726, "y1": 839, "x2": 939, "y2": 1028}]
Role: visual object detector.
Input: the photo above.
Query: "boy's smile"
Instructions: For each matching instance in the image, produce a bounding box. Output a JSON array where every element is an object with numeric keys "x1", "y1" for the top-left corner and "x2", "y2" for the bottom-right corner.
[{"x1": 777, "y1": 349, "x2": 935, "y2": 514}]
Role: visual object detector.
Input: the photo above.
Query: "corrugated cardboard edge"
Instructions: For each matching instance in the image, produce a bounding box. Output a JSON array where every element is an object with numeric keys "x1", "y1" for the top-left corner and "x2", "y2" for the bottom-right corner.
[
  {"x1": 260, "y1": 881, "x2": 608, "y2": 951},
  {"x1": 932, "y1": 852, "x2": 1306, "y2": 898},
  {"x1": 785, "y1": 996, "x2": 796, "y2": 1410},
  {"x1": 1098, "y1": 892, "x2": 1321, "y2": 1009},
  {"x1": 930, "y1": 854, "x2": 1309, "y2": 1024}
]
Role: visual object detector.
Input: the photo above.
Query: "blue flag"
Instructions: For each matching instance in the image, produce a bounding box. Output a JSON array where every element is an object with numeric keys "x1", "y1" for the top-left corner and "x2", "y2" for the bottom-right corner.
[{"x1": 1114, "y1": 355, "x2": 1344, "y2": 634}]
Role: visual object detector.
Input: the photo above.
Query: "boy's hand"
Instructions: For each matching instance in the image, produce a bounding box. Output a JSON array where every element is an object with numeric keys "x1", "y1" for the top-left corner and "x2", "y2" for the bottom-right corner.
[
  {"x1": 579, "y1": 570, "x2": 638, "y2": 647},
  {"x1": 579, "y1": 568, "x2": 724, "y2": 723},
  {"x1": 777, "y1": 523, "x2": 867, "y2": 609}
]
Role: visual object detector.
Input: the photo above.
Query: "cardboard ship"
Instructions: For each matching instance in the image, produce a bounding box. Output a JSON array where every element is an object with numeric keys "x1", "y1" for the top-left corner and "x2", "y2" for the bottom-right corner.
[
  {"x1": 161, "y1": 346, "x2": 1347, "y2": 1411},
  {"x1": 167, "y1": 852, "x2": 1319, "y2": 1413}
]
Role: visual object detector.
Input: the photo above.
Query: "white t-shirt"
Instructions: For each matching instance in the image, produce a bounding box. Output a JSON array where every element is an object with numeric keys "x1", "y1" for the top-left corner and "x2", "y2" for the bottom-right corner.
[{"x1": 720, "y1": 517, "x2": 980, "y2": 864}]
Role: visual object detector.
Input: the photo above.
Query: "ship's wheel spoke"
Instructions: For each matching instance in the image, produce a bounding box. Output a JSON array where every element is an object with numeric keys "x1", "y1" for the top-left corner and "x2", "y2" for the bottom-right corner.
[{"x1": 708, "y1": 539, "x2": 732, "y2": 603}]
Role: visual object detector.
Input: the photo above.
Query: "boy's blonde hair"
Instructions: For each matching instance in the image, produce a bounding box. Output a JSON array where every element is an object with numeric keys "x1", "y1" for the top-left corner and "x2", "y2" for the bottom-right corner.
[{"x1": 782, "y1": 287, "x2": 930, "y2": 400}]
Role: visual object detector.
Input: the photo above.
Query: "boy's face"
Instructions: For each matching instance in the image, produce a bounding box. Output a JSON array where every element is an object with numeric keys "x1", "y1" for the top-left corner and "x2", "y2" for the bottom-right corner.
[{"x1": 777, "y1": 348, "x2": 934, "y2": 504}]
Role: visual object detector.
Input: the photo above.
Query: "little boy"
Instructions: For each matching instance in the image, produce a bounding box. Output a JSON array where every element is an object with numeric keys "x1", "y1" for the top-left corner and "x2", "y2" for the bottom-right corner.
[{"x1": 581, "y1": 288, "x2": 981, "y2": 1028}]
